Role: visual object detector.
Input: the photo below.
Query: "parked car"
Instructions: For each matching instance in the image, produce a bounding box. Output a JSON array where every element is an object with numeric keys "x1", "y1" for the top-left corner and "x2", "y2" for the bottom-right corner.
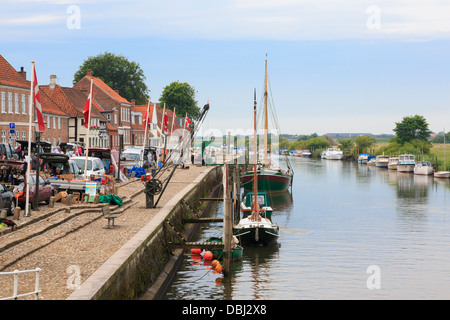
[
  {"x1": 39, "y1": 153, "x2": 83, "y2": 178},
  {"x1": 70, "y1": 156, "x2": 106, "y2": 178},
  {"x1": 13, "y1": 172, "x2": 55, "y2": 209},
  {"x1": 87, "y1": 148, "x2": 124, "y2": 177},
  {"x1": 0, "y1": 183, "x2": 15, "y2": 215}
]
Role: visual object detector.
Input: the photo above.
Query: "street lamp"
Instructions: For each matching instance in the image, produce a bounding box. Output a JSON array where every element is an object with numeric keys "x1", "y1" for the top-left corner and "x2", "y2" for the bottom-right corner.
[
  {"x1": 33, "y1": 122, "x2": 43, "y2": 211},
  {"x1": 117, "y1": 126, "x2": 124, "y2": 180}
]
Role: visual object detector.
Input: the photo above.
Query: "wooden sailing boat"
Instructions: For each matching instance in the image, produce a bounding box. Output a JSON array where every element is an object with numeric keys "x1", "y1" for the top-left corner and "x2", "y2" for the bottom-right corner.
[
  {"x1": 240, "y1": 57, "x2": 293, "y2": 193},
  {"x1": 233, "y1": 90, "x2": 279, "y2": 246}
]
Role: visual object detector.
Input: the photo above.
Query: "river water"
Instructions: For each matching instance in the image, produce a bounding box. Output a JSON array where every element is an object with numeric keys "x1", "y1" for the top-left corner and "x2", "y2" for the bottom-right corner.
[{"x1": 161, "y1": 157, "x2": 450, "y2": 300}]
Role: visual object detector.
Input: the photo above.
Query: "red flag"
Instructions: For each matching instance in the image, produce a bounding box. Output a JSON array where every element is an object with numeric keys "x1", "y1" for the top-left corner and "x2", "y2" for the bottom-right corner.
[
  {"x1": 185, "y1": 114, "x2": 192, "y2": 129},
  {"x1": 33, "y1": 67, "x2": 45, "y2": 132},
  {"x1": 162, "y1": 107, "x2": 169, "y2": 134},
  {"x1": 171, "y1": 107, "x2": 176, "y2": 133},
  {"x1": 83, "y1": 79, "x2": 93, "y2": 128},
  {"x1": 143, "y1": 110, "x2": 149, "y2": 128}
]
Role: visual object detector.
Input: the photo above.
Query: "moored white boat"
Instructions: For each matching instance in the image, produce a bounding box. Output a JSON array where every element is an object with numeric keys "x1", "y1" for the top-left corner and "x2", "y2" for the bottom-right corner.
[
  {"x1": 434, "y1": 171, "x2": 450, "y2": 178},
  {"x1": 388, "y1": 156, "x2": 399, "y2": 170},
  {"x1": 358, "y1": 153, "x2": 369, "y2": 164},
  {"x1": 324, "y1": 148, "x2": 344, "y2": 160},
  {"x1": 375, "y1": 154, "x2": 389, "y2": 168},
  {"x1": 301, "y1": 149, "x2": 312, "y2": 157},
  {"x1": 397, "y1": 154, "x2": 415, "y2": 173},
  {"x1": 367, "y1": 157, "x2": 376, "y2": 166},
  {"x1": 414, "y1": 161, "x2": 433, "y2": 175}
]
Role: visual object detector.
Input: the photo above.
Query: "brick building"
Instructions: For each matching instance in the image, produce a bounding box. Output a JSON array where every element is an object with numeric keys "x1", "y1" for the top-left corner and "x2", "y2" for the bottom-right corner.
[
  {"x1": 0, "y1": 54, "x2": 69, "y2": 148},
  {"x1": 73, "y1": 70, "x2": 133, "y2": 149}
]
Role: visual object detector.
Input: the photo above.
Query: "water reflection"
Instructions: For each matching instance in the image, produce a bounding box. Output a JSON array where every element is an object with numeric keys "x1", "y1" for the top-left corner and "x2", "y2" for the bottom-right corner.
[{"x1": 161, "y1": 158, "x2": 450, "y2": 300}]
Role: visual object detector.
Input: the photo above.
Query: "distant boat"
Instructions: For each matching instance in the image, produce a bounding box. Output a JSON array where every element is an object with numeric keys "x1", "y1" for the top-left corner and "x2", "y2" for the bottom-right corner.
[
  {"x1": 388, "y1": 156, "x2": 399, "y2": 170},
  {"x1": 375, "y1": 154, "x2": 389, "y2": 168},
  {"x1": 293, "y1": 149, "x2": 303, "y2": 157},
  {"x1": 367, "y1": 157, "x2": 376, "y2": 166},
  {"x1": 324, "y1": 148, "x2": 344, "y2": 160},
  {"x1": 301, "y1": 149, "x2": 312, "y2": 157},
  {"x1": 321, "y1": 150, "x2": 327, "y2": 159},
  {"x1": 397, "y1": 154, "x2": 415, "y2": 172},
  {"x1": 358, "y1": 153, "x2": 369, "y2": 164},
  {"x1": 414, "y1": 161, "x2": 433, "y2": 175}
]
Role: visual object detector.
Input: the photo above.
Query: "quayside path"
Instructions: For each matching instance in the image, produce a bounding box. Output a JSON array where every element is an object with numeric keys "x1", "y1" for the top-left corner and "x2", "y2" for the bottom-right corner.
[{"x1": 0, "y1": 165, "x2": 211, "y2": 300}]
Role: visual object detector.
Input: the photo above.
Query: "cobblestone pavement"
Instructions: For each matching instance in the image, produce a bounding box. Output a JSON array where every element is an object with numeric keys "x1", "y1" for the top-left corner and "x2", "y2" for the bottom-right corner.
[{"x1": 0, "y1": 165, "x2": 210, "y2": 300}]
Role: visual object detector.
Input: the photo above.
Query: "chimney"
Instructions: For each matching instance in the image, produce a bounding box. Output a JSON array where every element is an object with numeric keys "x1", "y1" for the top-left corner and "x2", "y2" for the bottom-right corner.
[
  {"x1": 49, "y1": 75, "x2": 57, "y2": 90},
  {"x1": 131, "y1": 99, "x2": 135, "y2": 105},
  {"x1": 114, "y1": 89, "x2": 119, "y2": 94},
  {"x1": 86, "y1": 69, "x2": 92, "y2": 77},
  {"x1": 18, "y1": 67, "x2": 26, "y2": 81}
]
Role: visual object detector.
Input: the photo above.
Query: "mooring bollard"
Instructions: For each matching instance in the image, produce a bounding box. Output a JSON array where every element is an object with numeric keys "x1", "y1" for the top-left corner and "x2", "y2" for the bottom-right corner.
[
  {"x1": 66, "y1": 194, "x2": 73, "y2": 206},
  {"x1": 0, "y1": 210, "x2": 7, "y2": 219},
  {"x1": 48, "y1": 196, "x2": 55, "y2": 208},
  {"x1": 13, "y1": 207, "x2": 21, "y2": 220}
]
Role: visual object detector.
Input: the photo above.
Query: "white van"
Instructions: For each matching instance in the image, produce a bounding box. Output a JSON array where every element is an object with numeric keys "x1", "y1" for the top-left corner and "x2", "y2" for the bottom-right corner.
[{"x1": 71, "y1": 156, "x2": 106, "y2": 177}]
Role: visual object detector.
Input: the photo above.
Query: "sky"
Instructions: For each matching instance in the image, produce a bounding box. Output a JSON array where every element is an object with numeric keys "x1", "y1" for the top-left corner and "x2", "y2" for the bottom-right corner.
[{"x1": 1, "y1": 0, "x2": 450, "y2": 136}]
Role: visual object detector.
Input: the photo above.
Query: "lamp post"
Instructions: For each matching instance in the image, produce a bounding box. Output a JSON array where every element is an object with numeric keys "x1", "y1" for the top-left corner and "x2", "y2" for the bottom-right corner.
[
  {"x1": 33, "y1": 123, "x2": 42, "y2": 211},
  {"x1": 117, "y1": 126, "x2": 124, "y2": 180}
]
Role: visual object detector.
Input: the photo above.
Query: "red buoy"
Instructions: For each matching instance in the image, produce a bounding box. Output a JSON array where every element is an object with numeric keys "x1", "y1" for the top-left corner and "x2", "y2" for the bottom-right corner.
[
  {"x1": 191, "y1": 248, "x2": 202, "y2": 255},
  {"x1": 203, "y1": 251, "x2": 213, "y2": 260}
]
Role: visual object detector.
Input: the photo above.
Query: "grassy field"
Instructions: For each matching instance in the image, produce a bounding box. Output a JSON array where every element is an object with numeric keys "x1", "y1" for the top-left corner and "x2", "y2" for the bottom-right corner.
[{"x1": 429, "y1": 144, "x2": 450, "y2": 170}]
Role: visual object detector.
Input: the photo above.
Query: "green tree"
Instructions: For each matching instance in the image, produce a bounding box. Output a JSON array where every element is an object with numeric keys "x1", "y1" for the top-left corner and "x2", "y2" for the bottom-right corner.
[
  {"x1": 160, "y1": 81, "x2": 201, "y2": 120},
  {"x1": 73, "y1": 52, "x2": 149, "y2": 104},
  {"x1": 393, "y1": 115, "x2": 432, "y2": 145},
  {"x1": 338, "y1": 139, "x2": 354, "y2": 156},
  {"x1": 306, "y1": 137, "x2": 331, "y2": 151},
  {"x1": 354, "y1": 135, "x2": 376, "y2": 153}
]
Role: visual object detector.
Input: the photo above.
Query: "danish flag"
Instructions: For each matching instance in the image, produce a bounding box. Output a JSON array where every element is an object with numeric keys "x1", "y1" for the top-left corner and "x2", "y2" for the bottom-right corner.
[{"x1": 33, "y1": 67, "x2": 45, "y2": 132}]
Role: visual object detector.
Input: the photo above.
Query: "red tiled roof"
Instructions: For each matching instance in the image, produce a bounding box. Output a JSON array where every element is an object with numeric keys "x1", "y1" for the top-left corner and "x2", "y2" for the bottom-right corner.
[
  {"x1": 39, "y1": 88, "x2": 68, "y2": 116},
  {"x1": 87, "y1": 76, "x2": 131, "y2": 104},
  {"x1": 0, "y1": 54, "x2": 30, "y2": 89},
  {"x1": 40, "y1": 85, "x2": 81, "y2": 117}
]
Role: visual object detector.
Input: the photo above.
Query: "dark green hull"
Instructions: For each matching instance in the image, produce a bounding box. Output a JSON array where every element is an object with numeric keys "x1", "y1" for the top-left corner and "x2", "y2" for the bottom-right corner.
[{"x1": 240, "y1": 170, "x2": 292, "y2": 193}]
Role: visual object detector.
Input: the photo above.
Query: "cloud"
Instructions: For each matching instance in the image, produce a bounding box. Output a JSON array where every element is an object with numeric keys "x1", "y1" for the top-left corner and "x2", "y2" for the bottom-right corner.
[{"x1": 1, "y1": 0, "x2": 450, "y2": 41}]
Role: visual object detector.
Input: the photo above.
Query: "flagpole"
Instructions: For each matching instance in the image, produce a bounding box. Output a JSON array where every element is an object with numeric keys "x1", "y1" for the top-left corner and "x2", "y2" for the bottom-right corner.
[
  {"x1": 141, "y1": 98, "x2": 150, "y2": 165},
  {"x1": 25, "y1": 61, "x2": 35, "y2": 217},
  {"x1": 161, "y1": 103, "x2": 166, "y2": 164},
  {"x1": 84, "y1": 78, "x2": 93, "y2": 180}
]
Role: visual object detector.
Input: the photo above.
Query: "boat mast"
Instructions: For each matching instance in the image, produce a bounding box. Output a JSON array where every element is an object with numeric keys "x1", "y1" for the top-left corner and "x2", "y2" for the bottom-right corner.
[
  {"x1": 253, "y1": 89, "x2": 258, "y2": 220},
  {"x1": 264, "y1": 56, "x2": 268, "y2": 168}
]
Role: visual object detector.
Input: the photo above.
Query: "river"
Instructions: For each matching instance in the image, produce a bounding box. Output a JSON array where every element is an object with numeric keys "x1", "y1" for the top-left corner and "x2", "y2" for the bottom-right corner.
[{"x1": 161, "y1": 157, "x2": 450, "y2": 300}]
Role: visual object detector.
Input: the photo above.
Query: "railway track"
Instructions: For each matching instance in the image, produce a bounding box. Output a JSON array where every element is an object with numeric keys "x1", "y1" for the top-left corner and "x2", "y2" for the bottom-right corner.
[{"x1": 0, "y1": 178, "x2": 143, "y2": 272}]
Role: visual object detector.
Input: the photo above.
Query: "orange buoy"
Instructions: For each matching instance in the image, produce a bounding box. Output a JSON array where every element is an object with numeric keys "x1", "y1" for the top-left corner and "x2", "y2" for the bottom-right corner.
[
  {"x1": 214, "y1": 264, "x2": 223, "y2": 273},
  {"x1": 203, "y1": 251, "x2": 213, "y2": 260},
  {"x1": 191, "y1": 248, "x2": 202, "y2": 255},
  {"x1": 211, "y1": 260, "x2": 219, "y2": 267}
]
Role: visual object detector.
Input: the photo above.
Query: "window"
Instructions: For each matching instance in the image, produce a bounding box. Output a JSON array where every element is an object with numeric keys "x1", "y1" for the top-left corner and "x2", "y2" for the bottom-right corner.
[
  {"x1": 22, "y1": 131, "x2": 26, "y2": 140},
  {"x1": 1, "y1": 92, "x2": 5, "y2": 113},
  {"x1": 47, "y1": 116, "x2": 51, "y2": 129},
  {"x1": 107, "y1": 114, "x2": 111, "y2": 121},
  {"x1": 14, "y1": 93, "x2": 19, "y2": 113},
  {"x1": 21, "y1": 94, "x2": 26, "y2": 114},
  {"x1": 8, "y1": 92, "x2": 12, "y2": 113},
  {"x1": 58, "y1": 117, "x2": 61, "y2": 129},
  {"x1": 114, "y1": 114, "x2": 117, "y2": 125},
  {"x1": 1, "y1": 130, "x2": 5, "y2": 143},
  {"x1": 53, "y1": 116, "x2": 56, "y2": 129}
]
